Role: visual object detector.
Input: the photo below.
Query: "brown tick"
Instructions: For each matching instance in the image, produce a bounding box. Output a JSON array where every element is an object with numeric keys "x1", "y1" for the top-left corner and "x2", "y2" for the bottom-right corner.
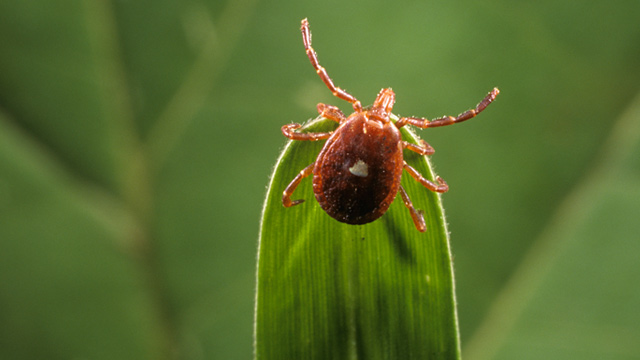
[{"x1": 282, "y1": 18, "x2": 499, "y2": 232}]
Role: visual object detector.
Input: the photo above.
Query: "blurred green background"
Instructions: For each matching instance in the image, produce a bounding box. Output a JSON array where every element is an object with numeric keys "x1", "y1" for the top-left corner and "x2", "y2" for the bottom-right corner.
[{"x1": 1, "y1": 0, "x2": 639, "y2": 359}]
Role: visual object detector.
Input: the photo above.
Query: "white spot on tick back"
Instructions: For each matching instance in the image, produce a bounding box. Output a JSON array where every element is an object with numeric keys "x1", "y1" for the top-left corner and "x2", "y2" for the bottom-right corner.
[{"x1": 349, "y1": 160, "x2": 368, "y2": 177}]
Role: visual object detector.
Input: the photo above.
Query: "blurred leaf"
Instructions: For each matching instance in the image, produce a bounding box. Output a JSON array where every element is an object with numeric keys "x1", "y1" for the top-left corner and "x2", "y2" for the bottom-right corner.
[
  {"x1": 256, "y1": 116, "x2": 460, "y2": 359},
  {"x1": 0, "y1": 108, "x2": 163, "y2": 359},
  {"x1": 0, "y1": 1, "x2": 259, "y2": 359},
  {"x1": 464, "y1": 92, "x2": 640, "y2": 359}
]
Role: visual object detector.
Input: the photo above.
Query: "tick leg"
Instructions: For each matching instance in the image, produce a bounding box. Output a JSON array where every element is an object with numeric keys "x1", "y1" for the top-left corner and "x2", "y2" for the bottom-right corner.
[
  {"x1": 403, "y1": 140, "x2": 435, "y2": 156},
  {"x1": 282, "y1": 123, "x2": 332, "y2": 141},
  {"x1": 317, "y1": 103, "x2": 346, "y2": 123},
  {"x1": 404, "y1": 161, "x2": 449, "y2": 193},
  {"x1": 398, "y1": 185, "x2": 426, "y2": 232},
  {"x1": 301, "y1": 18, "x2": 362, "y2": 112},
  {"x1": 283, "y1": 163, "x2": 315, "y2": 207},
  {"x1": 396, "y1": 88, "x2": 499, "y2": 128}
]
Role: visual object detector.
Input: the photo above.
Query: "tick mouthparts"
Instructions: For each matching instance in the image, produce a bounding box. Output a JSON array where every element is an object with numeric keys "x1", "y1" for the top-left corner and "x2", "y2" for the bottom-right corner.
[{"x1": 373, "y1": 88, "x2": 396, "y2": 114}]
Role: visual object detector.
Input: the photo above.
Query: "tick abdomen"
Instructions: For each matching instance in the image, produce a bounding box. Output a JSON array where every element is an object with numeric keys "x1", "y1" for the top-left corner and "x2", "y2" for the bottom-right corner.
[{"x1": 313, "y1": 115, "x2": 403, "y2": 224}]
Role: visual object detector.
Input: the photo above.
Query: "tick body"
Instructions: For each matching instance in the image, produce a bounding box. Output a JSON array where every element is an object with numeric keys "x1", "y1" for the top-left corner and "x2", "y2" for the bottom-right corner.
[
  {"x1": 314, "y1": 111, "x2": 403, "y2": 225},
  {"x1": 282, "y1": 18, "x2": 499, "y2": 232}
]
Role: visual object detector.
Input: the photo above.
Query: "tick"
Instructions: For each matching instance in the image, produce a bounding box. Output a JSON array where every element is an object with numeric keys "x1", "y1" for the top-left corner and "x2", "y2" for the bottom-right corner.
[{"x1": 282, "y1": 18, "x2": 499, "y2": 232}]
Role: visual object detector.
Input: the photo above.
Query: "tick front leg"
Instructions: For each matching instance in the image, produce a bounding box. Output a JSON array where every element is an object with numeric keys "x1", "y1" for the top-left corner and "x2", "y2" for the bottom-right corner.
[
  {"x1": 283, "y1": 163, "x2": 315, "y2": 207},
  {"x1": 403, "y1": 139, "x2": 435, "y2": 156},
  {"x1": 398, "y1": 185, "x2": 426, "y2": 232},
  {"x1": 404, "y1": 162, "x2": 449, "y2": 193},
  {"x1": 282, "y1": 123, "x2": 332, "y2": 141},
  {"x1": 317, "y1": 103, "x2": 346, "y2": 123},
  {"x1": 301, "y1": 18, "x2": 362, "y2": 112},
  {"x1": 396, "y1": 88, "x2": 499, "y2": 128}
]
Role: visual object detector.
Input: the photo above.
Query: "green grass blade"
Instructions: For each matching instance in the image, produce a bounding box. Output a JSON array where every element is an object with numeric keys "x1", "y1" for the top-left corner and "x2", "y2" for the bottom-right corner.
[{"x1": 255, "y1": 116, "x2": 460, "y2": 359}]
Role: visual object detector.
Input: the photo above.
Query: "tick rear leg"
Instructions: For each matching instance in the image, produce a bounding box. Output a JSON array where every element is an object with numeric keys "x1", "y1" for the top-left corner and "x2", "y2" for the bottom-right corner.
[
  {"x1": 403, "y1": 139, "x2": 435, "y2": 156},
  {"x1": 317, "y1": 103, "x2": 346, "y2": 123},
  {"x1": 399, "y1": 185, "x2": 426, "y2": 232},
  {"x1": 283, "y1": 163, "x2": 315, "y2": 207},
  {"x1": 396, "y1": 88, "x2": 499, "y2": 128},
  {"x1": 301, "y1": 18, "x2": 362, "y2": 112},
  {"x1": 282, "y1": 123, "x2": 333, "y2": 141},
  {"x1": 404, "y1": 161, "x2": 449, "y2": 193}
]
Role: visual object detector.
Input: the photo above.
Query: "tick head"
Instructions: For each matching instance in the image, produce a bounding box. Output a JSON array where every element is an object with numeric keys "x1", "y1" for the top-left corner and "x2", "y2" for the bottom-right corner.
[{"x1": 369, "y1": 88, "x2": 396, "y2": 122}]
